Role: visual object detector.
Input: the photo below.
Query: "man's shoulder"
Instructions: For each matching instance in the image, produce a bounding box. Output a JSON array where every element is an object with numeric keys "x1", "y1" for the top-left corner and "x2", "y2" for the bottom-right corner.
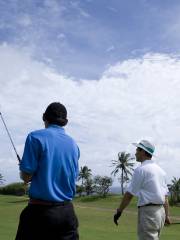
[
  {"x1": 64, "y1": 133, "x2": 78, "y2": 146},
  {"x1": 28, "y1": 128, "x2": 47, "y2": 139},
  {"x1": 28, "y1": 128, "x2": 79, "y2": 147},
  {"x1": 153, "y1": 162, "x2": 166, "y2": 176},
  {"x1": 140, "y1": 161, "x2": 167, "y2": 176}
]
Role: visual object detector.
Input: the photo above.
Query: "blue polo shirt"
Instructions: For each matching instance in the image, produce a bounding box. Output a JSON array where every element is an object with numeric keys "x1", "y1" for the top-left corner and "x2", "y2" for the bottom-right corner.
[{"x1": 20, "y1": 125, "x2": 80, "y2": 202}]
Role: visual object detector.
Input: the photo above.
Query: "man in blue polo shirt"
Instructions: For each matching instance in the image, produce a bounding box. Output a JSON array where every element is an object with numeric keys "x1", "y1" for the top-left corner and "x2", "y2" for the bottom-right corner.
[{"x1": 15, "y1": 102, "x2": 80, "y2": 240}]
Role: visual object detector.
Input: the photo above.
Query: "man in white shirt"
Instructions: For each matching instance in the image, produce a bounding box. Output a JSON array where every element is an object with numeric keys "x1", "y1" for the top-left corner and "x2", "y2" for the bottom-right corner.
[{"x1": 113, "y1": 140, "x2": 171, "y2": 240}]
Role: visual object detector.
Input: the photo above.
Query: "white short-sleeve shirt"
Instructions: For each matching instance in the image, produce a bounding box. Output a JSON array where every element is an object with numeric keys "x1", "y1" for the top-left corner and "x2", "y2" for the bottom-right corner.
[{"x1": 127, "y1": 160, "x2": 168, "y2": 206}]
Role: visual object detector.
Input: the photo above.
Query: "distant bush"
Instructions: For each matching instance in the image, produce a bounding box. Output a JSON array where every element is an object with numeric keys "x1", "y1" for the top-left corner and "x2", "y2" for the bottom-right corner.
[
  {"x1": 168, "y1": 177, "x2": 180, "y2": 206},
  {"x1": 0, "y1": 182, "x2": 27, "y2": 196},
  {"x1": 94, "y1": 175, "x2": 113, "y2": 197}
]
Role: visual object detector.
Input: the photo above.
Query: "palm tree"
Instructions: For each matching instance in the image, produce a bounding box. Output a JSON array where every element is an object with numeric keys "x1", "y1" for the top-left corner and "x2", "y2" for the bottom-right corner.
[
  {"x1": 78, "y1": 166, "x2": 92, "y2": 186},
  {"x1": 84, "y1": 178, "x2": 94, "y2": 196},
  {"x1": 169, "y1": 177, "x2": 180, "y2": 204},
  {"x1": 111, "y1": 152, "x2": 135, "y2": 195},
  {"x1": 0, "y1": 173, "x2": 5, "y2": 185}
]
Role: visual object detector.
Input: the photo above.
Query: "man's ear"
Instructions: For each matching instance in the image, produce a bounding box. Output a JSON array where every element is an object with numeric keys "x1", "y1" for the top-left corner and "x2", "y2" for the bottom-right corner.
[
  {"x1": 63, "y1": 119, "x2": 68, "y2": 126},
  {"x1": 42, "y1": 113, "x2": 46, "y2": 121}
]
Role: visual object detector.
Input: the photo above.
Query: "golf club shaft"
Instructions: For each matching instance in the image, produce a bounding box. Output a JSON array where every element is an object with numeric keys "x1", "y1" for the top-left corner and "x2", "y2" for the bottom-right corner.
[{"x1": 0, "y1": 112, "x2": 21, "y2": 163}]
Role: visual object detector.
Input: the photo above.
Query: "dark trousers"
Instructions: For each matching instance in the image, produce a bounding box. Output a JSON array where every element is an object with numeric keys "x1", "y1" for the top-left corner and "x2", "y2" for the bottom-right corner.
[{"x1": 15, "y1": 202, "x2": 79, "y2": 240}]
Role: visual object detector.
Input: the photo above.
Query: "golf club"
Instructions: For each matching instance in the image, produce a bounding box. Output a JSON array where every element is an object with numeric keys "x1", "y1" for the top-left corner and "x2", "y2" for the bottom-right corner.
[{"x1": 0, "y1": 112, "x2": 21, "y2": 163}]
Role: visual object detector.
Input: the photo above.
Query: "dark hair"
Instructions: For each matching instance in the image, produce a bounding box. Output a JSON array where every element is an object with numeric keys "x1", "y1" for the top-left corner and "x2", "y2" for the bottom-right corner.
[
  {"x1": 43, "y1": 102, "x2": 68, "y2": 127},
  {"x1": 137, "y1": 147, "x2": 152, "y2": 158}
]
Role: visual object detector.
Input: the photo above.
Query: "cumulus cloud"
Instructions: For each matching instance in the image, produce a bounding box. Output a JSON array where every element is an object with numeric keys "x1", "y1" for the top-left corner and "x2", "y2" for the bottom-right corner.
[{"x1": 0, "y1": 45, "x2": 179, "y2": 184}]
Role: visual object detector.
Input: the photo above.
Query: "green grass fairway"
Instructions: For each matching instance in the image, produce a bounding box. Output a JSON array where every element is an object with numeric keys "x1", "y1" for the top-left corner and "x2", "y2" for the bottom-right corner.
[{"x1": 0, "y1": 194, "x2": 180, "y2": 240}]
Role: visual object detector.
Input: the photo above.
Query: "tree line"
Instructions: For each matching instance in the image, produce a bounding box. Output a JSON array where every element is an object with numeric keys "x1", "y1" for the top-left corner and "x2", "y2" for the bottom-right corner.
[
  {"x1": 168, "y1": 177, "x2": 180, "y2": 205},
  {"x1": 77, "y1": 166, "x2": 113, "y2": 197},
  {"x1": 0, "y1": 152, "x2": 180, "y2": 205},
  {"x1": 76, "y1": 151, "x2": 180, "y2": 205},
  {"x1": 77, "y1": 152, "x2": 135, "y2": 197}
]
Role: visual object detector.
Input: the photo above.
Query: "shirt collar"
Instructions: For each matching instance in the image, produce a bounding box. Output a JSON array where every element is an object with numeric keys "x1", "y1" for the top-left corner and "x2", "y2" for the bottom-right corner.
[
  {"x1": 48, "y1": 124, "x2": 65, "y2": 132},
  {"x1": 141, "y1": 159, "x2": 154, "y2": 165}
]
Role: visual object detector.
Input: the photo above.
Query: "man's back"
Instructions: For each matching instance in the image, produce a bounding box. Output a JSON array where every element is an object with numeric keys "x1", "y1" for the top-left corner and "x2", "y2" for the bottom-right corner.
[
  {"x1": 20, "y1": 124, "x2": 80, "y2": 201},
  {"x1": 132, "y1": 160, "x2": 168, "y2": 206}
]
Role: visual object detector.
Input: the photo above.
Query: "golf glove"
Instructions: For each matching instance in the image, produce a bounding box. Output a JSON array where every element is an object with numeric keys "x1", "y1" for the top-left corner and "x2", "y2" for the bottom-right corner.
[{"x1": 114, "y1": 209, "x2": 122, "y2": 225}]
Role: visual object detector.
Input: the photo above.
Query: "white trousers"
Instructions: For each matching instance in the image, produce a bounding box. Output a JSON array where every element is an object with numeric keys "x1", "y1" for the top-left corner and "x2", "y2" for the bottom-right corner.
[{"x1": 138, "y1": 205, "x2": 165, "y2": 240}]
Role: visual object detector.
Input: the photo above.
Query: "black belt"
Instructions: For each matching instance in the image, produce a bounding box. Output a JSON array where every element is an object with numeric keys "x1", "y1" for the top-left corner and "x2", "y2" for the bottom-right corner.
[
  {"x1": 138, "y1": 203, "x2": 163, "y2": 208},
  {"x1": 29, "y1": 199, "x2": 71, "y2": 206}
]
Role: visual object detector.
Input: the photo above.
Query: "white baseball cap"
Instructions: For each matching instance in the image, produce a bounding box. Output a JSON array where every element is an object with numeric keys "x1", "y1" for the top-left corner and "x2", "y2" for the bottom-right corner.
[{"x1": 132, "y1": 140, "x2": 155, "y2": 156}]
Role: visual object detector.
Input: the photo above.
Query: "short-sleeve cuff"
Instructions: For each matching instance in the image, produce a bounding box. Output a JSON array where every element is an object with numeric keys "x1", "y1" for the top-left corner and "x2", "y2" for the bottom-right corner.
[{"x1": 19, "y1": 164, "x2": 34, "y2": 174}]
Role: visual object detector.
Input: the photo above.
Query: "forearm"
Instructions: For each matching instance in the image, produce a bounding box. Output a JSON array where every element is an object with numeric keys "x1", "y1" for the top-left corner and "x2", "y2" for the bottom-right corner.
[
  {"x1": 164, "y1": 196, "x2": 170, "y2": 217},
  {"x1": 118, "y1": 191, "x2": 133, "y2": 212},
  {"x1": 163, "y1": 196, "x2": 171, "y2": 224},
  {"x1": 114, "y1": 191, "x2": 133, "y2": 225}
]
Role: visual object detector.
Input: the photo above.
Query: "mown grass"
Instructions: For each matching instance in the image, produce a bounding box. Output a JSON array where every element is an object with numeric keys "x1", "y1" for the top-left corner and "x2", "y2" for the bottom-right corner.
[{"x1": 0, "y1": 194, "x2": 180, "y2": 240}]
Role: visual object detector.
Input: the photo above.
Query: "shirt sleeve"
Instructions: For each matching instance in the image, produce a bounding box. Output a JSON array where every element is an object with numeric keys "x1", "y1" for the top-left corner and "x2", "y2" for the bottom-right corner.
[
  {"x1": 163, "y1": 174, "x2": 169, "y2": 196},
  {"x1": 19, "y1": 133, "x2": 41, "y2": 174},
  {"x1": 126, "y1": 167, "x2": 144, "y2": 196},
  {"x1": 75, "y1": 146, "x2": 80, "y2": 180}
]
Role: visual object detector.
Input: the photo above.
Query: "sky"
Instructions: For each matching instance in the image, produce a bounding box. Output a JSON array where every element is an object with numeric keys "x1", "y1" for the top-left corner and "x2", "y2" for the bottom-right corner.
[{"x1": 0, "y1": 0, "x2": 180, "y2": 185}]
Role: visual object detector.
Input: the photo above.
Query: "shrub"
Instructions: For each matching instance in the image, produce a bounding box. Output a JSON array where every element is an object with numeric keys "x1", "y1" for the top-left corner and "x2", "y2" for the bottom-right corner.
[
  {"x1": 94, "y1": 175, "x2": 113, "y2": 197},
  {"x1": 0, "y1": 182, "x2": 27, "y2": 196}
]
